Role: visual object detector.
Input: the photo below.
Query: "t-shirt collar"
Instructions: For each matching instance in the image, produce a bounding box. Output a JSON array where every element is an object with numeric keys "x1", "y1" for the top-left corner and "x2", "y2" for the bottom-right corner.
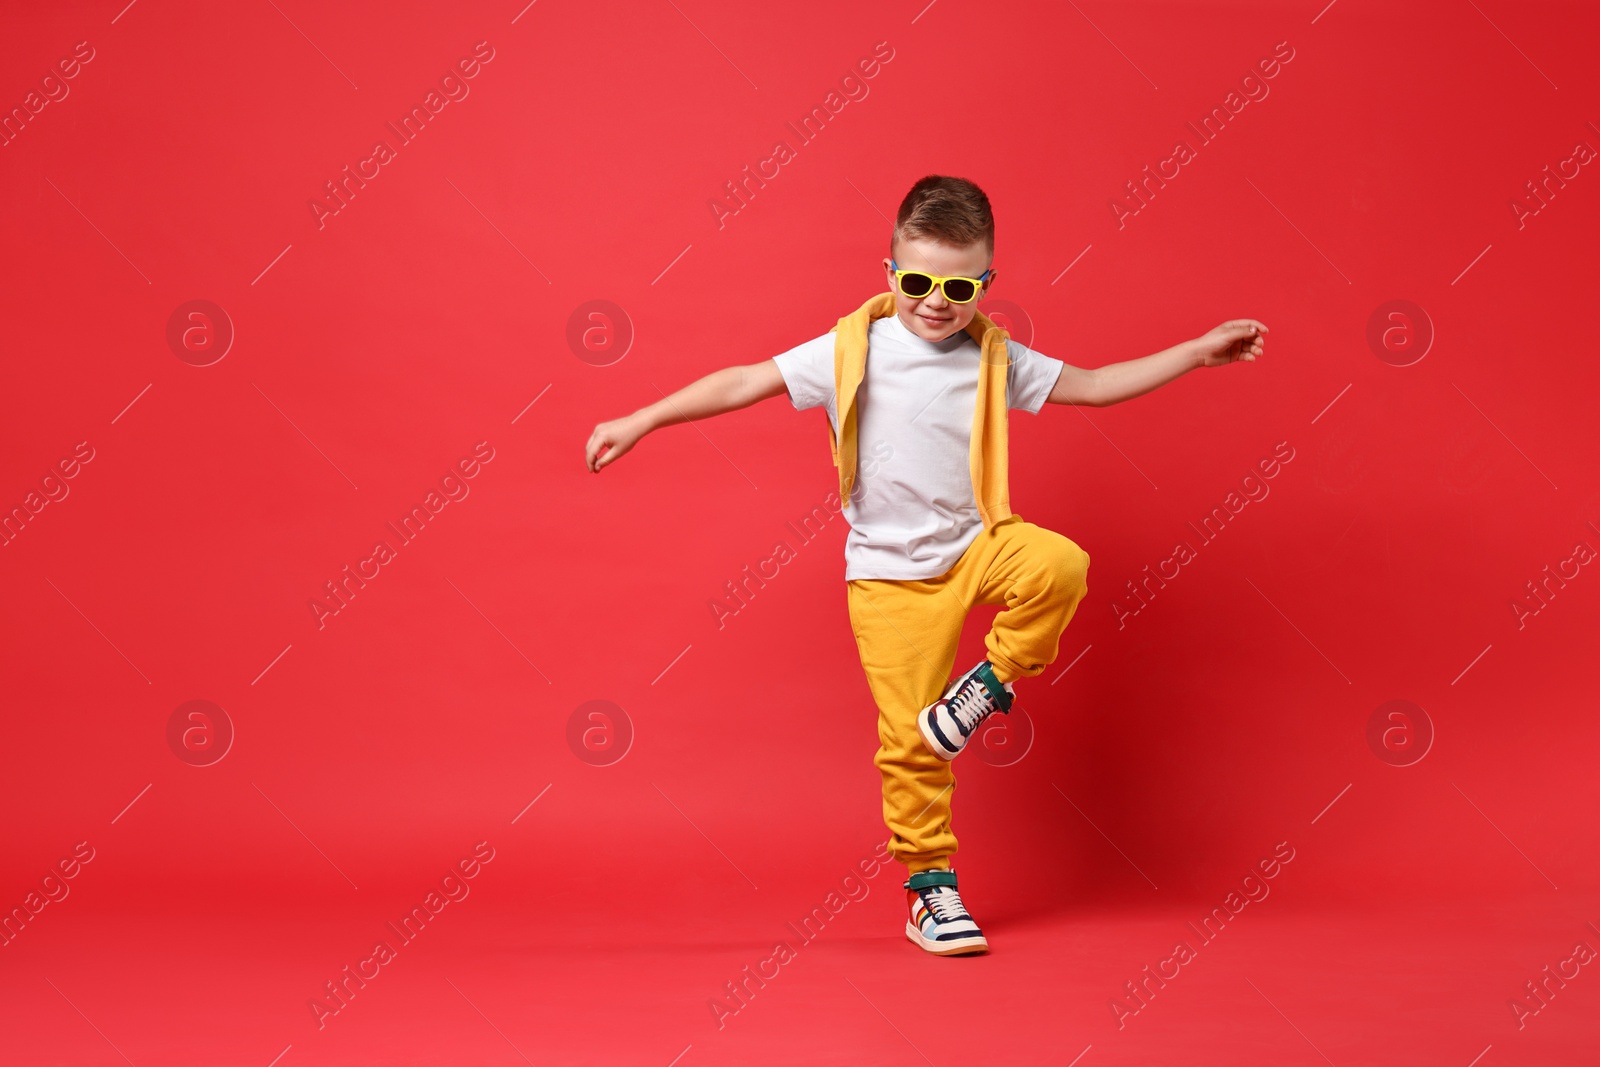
[{"x1": 884, "y1": 310, "x2": 971, "y2": 353}]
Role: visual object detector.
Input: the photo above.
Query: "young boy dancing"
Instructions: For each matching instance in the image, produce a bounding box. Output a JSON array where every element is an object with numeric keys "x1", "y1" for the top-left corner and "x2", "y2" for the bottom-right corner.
[{"x1": 584, "y1": 175, "x2": 1267, "y2": 956}]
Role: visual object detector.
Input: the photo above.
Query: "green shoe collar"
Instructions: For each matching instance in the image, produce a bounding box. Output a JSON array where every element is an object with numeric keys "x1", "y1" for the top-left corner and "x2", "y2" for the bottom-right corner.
[
  {"x1": 905, "y1": 869, "x2": 958, "y2": 890},
  {"x1": 975, "y1": 662, "x2": 1013, "y2": 710}
]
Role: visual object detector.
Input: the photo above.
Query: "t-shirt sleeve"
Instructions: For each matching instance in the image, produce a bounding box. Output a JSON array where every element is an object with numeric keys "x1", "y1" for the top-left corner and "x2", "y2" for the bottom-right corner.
[
  {"x1": 771, "y1": 332, "x2": 837, "y2": 412},
  {"x1": 1005, "y1": 338, "x2": 1066, "y2": 414}
]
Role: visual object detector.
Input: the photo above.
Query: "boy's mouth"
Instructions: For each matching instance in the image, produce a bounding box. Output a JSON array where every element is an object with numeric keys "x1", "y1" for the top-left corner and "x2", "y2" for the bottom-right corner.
[{"x1": 918, "y1": 313, "x2": 949, "y2": 324}]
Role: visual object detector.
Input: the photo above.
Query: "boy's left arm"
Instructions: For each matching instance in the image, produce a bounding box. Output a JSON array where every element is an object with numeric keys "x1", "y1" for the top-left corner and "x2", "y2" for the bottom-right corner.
[{"x1": 1044, "y1": 320, "x2": 1268, "y2": 407}]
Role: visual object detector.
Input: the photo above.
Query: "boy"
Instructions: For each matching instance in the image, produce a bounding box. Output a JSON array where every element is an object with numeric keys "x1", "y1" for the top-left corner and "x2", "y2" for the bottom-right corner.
[{"x1": 584, "y1": 175, "x2": 1266, "y2": 957}]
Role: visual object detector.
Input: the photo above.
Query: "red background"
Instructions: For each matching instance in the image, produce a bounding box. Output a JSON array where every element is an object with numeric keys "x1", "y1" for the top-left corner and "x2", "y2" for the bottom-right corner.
[{"x1": 2, "y1": 1, "x2": 1597, "y2": 1064}]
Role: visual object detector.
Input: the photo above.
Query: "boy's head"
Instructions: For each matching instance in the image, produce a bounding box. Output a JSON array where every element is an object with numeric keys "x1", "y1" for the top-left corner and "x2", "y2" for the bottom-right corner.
[{"x1": 882, "y1": 175, "x2": 996, "y2": 343}]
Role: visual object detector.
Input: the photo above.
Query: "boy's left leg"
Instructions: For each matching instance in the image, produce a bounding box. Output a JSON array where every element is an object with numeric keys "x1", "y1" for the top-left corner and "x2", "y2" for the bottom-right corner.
[
  {"x1": 946, "y1": 512, "x2": 1091, "y2": 687},
  {"x1": 916, "y1": 515, "x2": 1091, "y2": 760}
]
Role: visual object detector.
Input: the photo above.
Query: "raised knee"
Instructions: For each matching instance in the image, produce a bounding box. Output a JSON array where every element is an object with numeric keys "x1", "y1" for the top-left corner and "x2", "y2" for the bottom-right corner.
[{"x1": 1044, "y1": 537, "x2": 1090, "y2": 591}]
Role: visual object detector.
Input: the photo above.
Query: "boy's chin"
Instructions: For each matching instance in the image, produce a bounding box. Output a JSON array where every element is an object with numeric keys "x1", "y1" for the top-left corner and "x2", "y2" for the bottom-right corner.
[{"x1": 904, "y1": 311, "x2": 954, "y2": 338}]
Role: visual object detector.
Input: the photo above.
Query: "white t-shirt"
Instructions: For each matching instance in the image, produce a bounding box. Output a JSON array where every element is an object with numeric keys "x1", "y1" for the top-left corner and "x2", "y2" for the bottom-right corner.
[{"x1": 773, "y1": 311, "x2": 1065, "y2": 581}]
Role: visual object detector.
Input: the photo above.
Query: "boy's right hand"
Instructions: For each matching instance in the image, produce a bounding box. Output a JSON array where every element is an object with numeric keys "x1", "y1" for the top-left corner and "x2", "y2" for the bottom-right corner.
[{"x1": 585, "y1": 414, "x2": 647, "y2": 473}]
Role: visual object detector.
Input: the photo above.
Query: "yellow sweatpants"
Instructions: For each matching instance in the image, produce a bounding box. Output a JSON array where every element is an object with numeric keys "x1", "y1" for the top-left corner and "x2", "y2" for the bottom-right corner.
[{"x1": 846, "y1": 514, "x2": 1090, "y2": 874}]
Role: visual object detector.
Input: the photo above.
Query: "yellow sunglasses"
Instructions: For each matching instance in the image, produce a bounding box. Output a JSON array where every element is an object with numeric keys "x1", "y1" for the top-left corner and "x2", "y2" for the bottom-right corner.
[{"x1": 890, "y1": 259, "x2": 992, "y2": 304}]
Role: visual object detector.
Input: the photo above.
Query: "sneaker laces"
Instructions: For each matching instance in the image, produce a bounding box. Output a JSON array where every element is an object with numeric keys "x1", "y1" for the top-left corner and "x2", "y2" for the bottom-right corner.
[
  {"x1": 947, "y1": 679, "x2": 1001, "y2": 735},
  {"x1": 922, "y1": 886, "x2": 970, "y2": 923}
]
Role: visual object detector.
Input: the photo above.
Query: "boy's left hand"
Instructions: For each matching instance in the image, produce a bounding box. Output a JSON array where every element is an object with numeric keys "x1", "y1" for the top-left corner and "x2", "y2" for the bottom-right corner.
[{"x1": 1193, "y1": 320, "x2": 1268, "y2": 367}]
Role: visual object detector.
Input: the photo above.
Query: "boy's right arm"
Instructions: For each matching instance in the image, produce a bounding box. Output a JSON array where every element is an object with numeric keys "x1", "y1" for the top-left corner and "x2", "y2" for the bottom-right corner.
[{"x1": 585, "y1": 359, "x2": 789, "y2": 473}]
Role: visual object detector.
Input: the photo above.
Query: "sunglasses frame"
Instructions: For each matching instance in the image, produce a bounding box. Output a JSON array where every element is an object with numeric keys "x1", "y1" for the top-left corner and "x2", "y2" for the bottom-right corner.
[{"x1": 889, "y1": 259, "x2": 993, "y2": 305}]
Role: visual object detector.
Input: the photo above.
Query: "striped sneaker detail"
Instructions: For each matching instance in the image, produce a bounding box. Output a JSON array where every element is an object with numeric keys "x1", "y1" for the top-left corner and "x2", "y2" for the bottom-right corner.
[
  {"x1": 917, "y1": 660, "x2": 1015, "y2": 761},
  {"x1": 903, "y1": 869, "x2": 988, "y2": 956}
]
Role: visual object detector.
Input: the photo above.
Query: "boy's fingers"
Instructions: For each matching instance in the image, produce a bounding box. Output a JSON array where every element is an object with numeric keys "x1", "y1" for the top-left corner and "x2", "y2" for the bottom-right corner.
[{"x1": 587, "y1": 433, "x2": 615, "y2": 472}]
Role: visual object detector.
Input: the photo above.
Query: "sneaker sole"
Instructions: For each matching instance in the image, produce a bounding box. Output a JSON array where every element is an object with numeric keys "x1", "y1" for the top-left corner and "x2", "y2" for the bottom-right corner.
[
  {"x1": 917, "y1": 708, "x2": 961, "y2": 761},
  {"x1": 905, "y1": 920, "x2": 989, "y2": 956},
  {"x1": 917, "y1": 675, "x2": 967, "y2": 761}
]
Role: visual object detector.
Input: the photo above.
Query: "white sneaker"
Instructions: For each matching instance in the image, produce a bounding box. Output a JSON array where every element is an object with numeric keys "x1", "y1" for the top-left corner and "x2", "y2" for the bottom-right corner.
[
  {"x1": 904, "y1": 869, "x2": 989, "y2": 956},
  {"x1": 917, "y1": 660, "x2": 1015, "y2": 761}
]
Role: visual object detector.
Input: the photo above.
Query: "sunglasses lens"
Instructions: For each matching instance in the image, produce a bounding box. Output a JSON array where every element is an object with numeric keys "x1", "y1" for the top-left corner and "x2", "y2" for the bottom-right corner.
[
  {"x1": 899, "y1": 272, "x2": 934, "y2": 298},
  {"x1": 944, "y1": 278, "x2": 977, "y2": 303}
]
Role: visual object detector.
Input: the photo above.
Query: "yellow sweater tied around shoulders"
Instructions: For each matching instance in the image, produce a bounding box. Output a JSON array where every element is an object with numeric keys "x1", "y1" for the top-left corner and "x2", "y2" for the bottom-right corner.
[{"x1": 825, "y1": 290, "x2": 1017, "y2": 532}]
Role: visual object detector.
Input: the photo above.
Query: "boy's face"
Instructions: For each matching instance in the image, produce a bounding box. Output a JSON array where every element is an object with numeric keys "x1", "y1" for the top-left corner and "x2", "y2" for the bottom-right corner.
[{"x1": 881, "y1": 235, "x2": 995, "y2": 344}]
